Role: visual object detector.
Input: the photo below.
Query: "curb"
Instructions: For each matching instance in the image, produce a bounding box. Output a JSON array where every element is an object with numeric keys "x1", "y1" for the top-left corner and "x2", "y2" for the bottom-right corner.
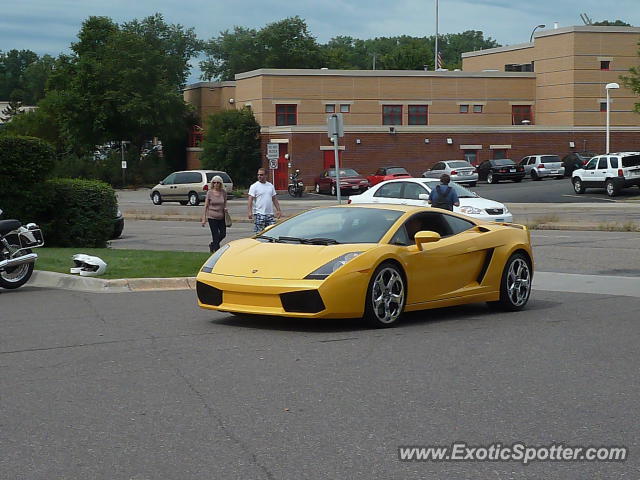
[
  {"x1": 28, "y1": 271, "x2": 196, "y2": 293},
  {"x1": 124, "y1": 214, "x2": 253, "y2": 223}
]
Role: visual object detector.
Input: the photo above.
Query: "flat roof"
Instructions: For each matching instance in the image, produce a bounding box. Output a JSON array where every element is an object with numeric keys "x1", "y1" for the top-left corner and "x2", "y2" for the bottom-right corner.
[{"x1": 234, "y1": 68, "x2": 535, "y2": 80}]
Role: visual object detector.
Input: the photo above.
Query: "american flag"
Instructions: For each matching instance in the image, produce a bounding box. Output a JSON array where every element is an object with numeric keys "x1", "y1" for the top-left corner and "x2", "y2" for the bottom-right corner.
[{"x1": 436, "y1": 51, "x2": 443, "y2": 69}]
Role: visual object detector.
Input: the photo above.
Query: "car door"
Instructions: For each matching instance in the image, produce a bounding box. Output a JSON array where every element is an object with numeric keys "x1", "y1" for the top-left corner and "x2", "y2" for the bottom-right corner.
[
  {"x1": 593, "y1": 156, "x2": 609, "y2": 186},
  {"x1": 173, "y1": 172, "x2": 192, "y2": 200},
  {"x1": 371, "y1": 181, "x2": 404, "y2": 204},
  {"x1": 319, "y1": 171, "x2": 332, "y2": 192},
  {"x1": 426, "y1": 162, "x2": 444, "y2": 179},
  {"x1": 580, "y1": 157, "x2": 598, "y2": 186},
  {"x1": 401, "y1": 181, "x2": 429, "y2": 206},
  {"x1": 519, "y1": 157, "x2": 531, "y2": 174},
  {"x1": 396, "y1": 212, "x2": 486, "y2": 303},
  {"x1": 158, "y1": 173, "x2": 176, "y2": 199}
]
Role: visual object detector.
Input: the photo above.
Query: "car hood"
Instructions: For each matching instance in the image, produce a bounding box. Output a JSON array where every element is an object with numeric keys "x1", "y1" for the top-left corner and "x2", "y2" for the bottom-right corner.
[
  {"x1": 211, "y1": 238, "x2": 375, "y2": 279},
  {"x1": 457, "y1": 197, "x2": 506, "y2": 211}
]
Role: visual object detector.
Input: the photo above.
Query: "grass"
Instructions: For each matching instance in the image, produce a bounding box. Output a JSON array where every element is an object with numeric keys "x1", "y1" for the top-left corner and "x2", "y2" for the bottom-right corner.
[
  {"x1": 597, "y1": 221, "x2": 640, "y2": 232},
  {"x1": 35, "y1": 248, "x2": 210, "y2": 279},
  {"x1": 524, "y1": 214, "x2": 560, "y2": 229}
]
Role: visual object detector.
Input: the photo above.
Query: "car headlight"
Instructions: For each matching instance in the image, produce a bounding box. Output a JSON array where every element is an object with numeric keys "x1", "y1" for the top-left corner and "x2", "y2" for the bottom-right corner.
[
  {"x1": 459, "y1": 206, "x2": 483, "y2": 215},
  {"x1": 502, "y1": 205, "x2": 510, "y2": 214},
  {"x1": 200, "y1": 244, "x2": 230, "y2": 273},
  {"x1": 305, "y1": 252, "x2": 363, "y2": 280}
]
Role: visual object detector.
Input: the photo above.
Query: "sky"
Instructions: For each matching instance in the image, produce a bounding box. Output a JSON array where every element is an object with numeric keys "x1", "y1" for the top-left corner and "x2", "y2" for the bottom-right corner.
[{"x1": 2, "y1": 0, "x2": 639, "y2": 83}]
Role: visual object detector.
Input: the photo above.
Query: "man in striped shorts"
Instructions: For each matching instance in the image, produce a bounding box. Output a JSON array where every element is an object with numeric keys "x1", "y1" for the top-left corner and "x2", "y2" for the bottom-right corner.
[{"x1": 248, "y1": 168, "x2": 282, "y2": 232}]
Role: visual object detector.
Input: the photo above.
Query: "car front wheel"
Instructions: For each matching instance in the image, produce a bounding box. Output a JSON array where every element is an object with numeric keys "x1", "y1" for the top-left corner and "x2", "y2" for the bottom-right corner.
[
  {"x1": 572, "y1": 177, "x2": 585, "y2": 194},
  {"x1": 489, "y1": 252, "x2": 531, "y2": 311},
  {"x1": 315, "y1": 183, "x2": 321, "y2": 194},
  {"x1": 531, "y1": 170, "x2": 541, "y2": 181},
  {"x1": 330, "y1": 184, "x2": 337, "y2": 196},
  {"x1": 151, "y1": 192, "x2": 162, "y2": 205},
  {"x1": 363, "y1": 262, "x2": 406, "y2": 328}
]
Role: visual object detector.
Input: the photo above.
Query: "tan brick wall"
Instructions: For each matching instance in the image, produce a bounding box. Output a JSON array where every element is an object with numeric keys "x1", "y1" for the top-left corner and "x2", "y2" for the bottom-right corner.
[{"x1": 462, "y1": 45, "x2": 534, "y2": 72}]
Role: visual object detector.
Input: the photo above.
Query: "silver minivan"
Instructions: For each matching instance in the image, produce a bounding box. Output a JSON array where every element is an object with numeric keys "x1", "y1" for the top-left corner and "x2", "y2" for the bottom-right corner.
[{"x1": 150, "y1": 170, "x2": 234, "y2": 206}]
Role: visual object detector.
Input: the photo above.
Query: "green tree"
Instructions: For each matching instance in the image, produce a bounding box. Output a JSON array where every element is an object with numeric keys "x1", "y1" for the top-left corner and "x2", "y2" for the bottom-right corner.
[
  {"x1": 593, "y1": 20, "x2": 632, "y2": 26},
  {"x1": 21, "y1": 54, "x2": 56, "y2": 104},
  {"x1": 200, "y1": 108, "x2": 261, "y2": 187},
  {"x1": 621, "y1": 42, "x2": 640, "y2": 115},
  {"x1": 0, "y1": 49, "x2": 39, "y2": 100},
  {"x1": 201, "y1": 16, "x2": 323, "y2": 80}
]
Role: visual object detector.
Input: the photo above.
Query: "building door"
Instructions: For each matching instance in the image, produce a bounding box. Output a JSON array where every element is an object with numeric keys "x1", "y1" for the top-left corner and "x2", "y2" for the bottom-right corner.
[
  {"x1": 323, "y1": 150, "x2": 343, "y2": 169},
  {"x1": 274, "y1": 144, "x2": 288, "y2": 190}
]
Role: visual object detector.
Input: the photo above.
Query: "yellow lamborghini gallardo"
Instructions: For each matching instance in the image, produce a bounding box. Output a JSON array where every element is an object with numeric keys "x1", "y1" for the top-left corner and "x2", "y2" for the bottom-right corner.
[{"x1": 196, "y1": 205, "x2": 533, "y2": 327}]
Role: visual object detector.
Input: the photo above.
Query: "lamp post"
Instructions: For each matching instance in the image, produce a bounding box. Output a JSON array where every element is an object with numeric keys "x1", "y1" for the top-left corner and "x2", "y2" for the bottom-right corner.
[
  {"x1": 605, "y1": 82, "x2": 620, "y2": 153},
  {"x1": 529, "y1": 24, "x2": 546, "y2": 42}
]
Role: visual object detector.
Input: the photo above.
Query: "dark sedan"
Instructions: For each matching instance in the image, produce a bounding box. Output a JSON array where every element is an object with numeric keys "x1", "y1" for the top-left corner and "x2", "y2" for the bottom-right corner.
[
  {"x1": 314, "y1": 168, "x2": 370, "y2": 195},
  {"x1": 477, "y1": 159, "x2": 525, "y2": 184},
  {"x1": 562, "y1": 152, "x2": 594, "y2": 177}
]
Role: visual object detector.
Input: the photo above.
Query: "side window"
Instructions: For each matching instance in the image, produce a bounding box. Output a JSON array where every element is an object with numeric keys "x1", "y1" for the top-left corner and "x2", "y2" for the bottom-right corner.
[
  {"x1": 519, "y1": 157, "x2": 528, "y2": 166},
  {"x1": 390, "y1": 225, "x2": 411, "y2": 246},
  {"x1": 443, "y1": 214, "x2": 475, "y2": 235},
  {"x1": 219, "y1": 172, "x2": 232, "y2": 183},
  {"x1": 162, "y1": 173, "x2": 176, "y2": 185},
  {"x1": 186, "y1": 172, "x2": 203, "y2": 183},
  {"x1": 374, "y1": 182, "x2": 403, "y2": 198},
  {"x1": 174, "y1": 172, "x2": 191, "y2": 184},
  {"x1": 403, "y1": 183, "x2": 427, "y2": 200},
  {"x1": 609, "y1": 157, "x2": 619, "y2": 169},
  {"x1": 404, "y1": 212, "x2": 453, "y2": 239},
  {"x1": 597, "y1": 158, "x2": 608, "y2": 169},
  {"x1": 432, "y1": 162, "x2": 444, "y2": 170},
  {"x1": 584, "y1": 158, "x2": 597, "y2": 170}
]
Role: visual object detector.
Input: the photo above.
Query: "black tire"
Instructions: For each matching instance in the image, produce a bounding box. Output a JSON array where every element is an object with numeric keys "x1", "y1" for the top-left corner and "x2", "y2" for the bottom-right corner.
[
  {"x1": 572, "y1": 177, "x2": 585, "y2": 194},
  {"x1": 288, "y1": 185, "x2": 297, "y2": 197},
  {"x1": 531, "y1": 170, "x2": 541, "y2": 181},
  {"x1": 315, "y1": 183, "x2": 321, "y2": 194},
  {"x1": 513, "y1": 178, "x2": 522, "y2": 183},
  {"x1": 605, "y1": 179, "x2": 619, "y2": 197},
  {"x1": 488, "y1": 252, "x2": 532, "y2": 311},
  {"x1": 468, "y1": 182, "x2": 477, "y2": 187},
  {"x1": 487, "y1": 172, "x2": 497, "y2": 184},
  {"x1": 179, "y1": 201, "x2": 188, "y2": 206},
  {"x1": 330, "y1": 184, "x2": 337, "y2": 196},
  {"x1": 363, "y1": 262, "x2": 406, "y2": 328},
  {"x1": 0, "y1": 240, "x2": 34, "y2": 289},
  {"x1": 188, "y1": 192, "x2": 200, "y2": 206},
  {"x1": 151, "y1": 191, "x2": 162, "y2": 205}
]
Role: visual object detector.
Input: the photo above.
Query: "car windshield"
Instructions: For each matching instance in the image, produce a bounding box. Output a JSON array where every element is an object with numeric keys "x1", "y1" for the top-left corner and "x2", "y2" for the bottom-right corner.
[
  {"x1": 493, "y1": 159, "x2": 515, "y2": 166},
  {"x1": 447, "y1": 161, "x2": 471, "y2": 168},
  {"x1": 386, "y1": 167, "x2": 409, "y2": 175},
  {"x1": 257, "y1": 207, "x2": 403, "y2": 244},
  {"x1": 328, "y1": 169, "x2": 360, "y2": 177},
  {"x1": 420, "y1": 180, "x2": 477, "y2": 198}
]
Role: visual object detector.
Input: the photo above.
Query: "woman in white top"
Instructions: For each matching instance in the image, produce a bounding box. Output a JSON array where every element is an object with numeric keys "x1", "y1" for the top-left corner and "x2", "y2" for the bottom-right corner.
[{"x1": 200, "y1": 175, "x2": 228, "y2": 252}]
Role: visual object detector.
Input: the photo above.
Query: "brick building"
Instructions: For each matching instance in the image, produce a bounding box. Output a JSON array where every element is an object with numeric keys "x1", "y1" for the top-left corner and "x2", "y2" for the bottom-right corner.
[{"x1": 184, "y1": 25, "x2": 640, "y2": 189}]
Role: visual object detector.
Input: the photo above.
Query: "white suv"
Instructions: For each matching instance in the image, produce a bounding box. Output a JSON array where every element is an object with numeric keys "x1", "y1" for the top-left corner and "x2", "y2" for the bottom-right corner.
[{"x1": 572, "y1": 152, "x2": 640, "y2": 197}]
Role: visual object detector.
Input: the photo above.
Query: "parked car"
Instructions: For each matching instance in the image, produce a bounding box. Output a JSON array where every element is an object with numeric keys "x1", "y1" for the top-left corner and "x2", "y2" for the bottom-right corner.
[
  {"x1": 314, "y1": 168, "x2": 369, "y2": 195},
  {"x1": 348, "y1": 178, "x2": 513, "y2": 223},
  {"x1": 196, "y1": 204, "x2": 533, "y2": 327},
  {"x1": 422, "y1": 160, "x2": 478, "y2": 186},
  {"x1": 572, "y1": 152, "x2": 640, "y2": 197},
  {"x1": 111, "y1": 208, "x2": 124, "y2": 239},
  {"x1": 562, "y1": 152, "x2": 594, "y2": 177},
  {"x1": 367, "y1": 166, "x2": 411, "y2": 187},
  {"x1": 150, "y1": 170, "x2": 234, "y2": 206},
  {"x1": 476, "y1": 159, "x2": 525, "y2": 184},
  {"x1": 518, "y1": 155, "x2": 565, "y2": 180}
]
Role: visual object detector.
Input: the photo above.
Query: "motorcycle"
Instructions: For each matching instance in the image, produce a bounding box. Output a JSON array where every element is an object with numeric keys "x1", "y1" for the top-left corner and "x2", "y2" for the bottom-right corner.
[
  {"x1": 0, "y1": 208, "x2": 45, "y2": 289},
  {"x1": 288, "y1": 169, "x2": 305, "y2": 197}
]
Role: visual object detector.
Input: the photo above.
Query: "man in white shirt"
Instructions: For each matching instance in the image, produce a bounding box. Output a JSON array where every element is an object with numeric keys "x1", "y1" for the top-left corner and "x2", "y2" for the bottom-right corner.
[{"x1": 248, "y1": 168, "x2": 282, "y2": 232}]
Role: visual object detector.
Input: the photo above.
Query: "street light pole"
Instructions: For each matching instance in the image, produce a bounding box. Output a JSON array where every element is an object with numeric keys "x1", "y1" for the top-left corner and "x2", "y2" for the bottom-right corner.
[
  {"x1": 605, "y1": 82, "x2": 620, "y2": 153},
  {"x1": 529, "y1": 24, "x2": 546, "y2": 43}
]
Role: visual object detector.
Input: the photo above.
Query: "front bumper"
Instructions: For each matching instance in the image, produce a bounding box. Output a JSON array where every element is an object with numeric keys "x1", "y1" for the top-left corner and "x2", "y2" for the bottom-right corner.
[{"x1": 196, "y1": 270, "x2": 370, "y2": 318}]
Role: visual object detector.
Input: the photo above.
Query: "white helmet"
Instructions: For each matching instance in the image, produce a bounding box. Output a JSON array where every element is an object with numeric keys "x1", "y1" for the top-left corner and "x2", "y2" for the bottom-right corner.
[
  {"x1": 70, "y1": 254, "x2": 91, "y2": 274},
  {"x1": 79, "y1": 255, "x2": 108, "y2": 277}
]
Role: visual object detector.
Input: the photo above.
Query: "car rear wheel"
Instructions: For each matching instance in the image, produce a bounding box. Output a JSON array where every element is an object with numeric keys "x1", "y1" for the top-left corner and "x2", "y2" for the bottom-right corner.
[
  {"x1": 605, "y1": 179, "x2": 619, "y2": 197},
  {"x1": 188, "y1": 192, "x2": 200, "y2": 206},
  {"x1": 363, "y1": 262, "x2": 406, "y2": 328},
  {"x1": 151, "y1": 191, "x2": 162, "y2": 205},
  {"x1": 487, "y1": 172, "x2": 497, "y2": 184},
  {"x1": 489, "y1": 253, "x2": 531, "y2": 311}
]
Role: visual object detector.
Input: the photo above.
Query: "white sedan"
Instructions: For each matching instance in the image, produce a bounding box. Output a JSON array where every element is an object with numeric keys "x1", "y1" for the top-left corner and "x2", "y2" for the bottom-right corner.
[{"x1": 348, "y1": 178, "x2": 513, "y2": 223}]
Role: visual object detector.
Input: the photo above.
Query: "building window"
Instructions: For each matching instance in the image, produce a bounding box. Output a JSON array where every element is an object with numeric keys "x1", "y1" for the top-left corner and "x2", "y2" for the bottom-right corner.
[
  {"x1": 600, "y1": 60, "x2": 610, "y2": 70},
  {"x1": 459, "y1": 104, "x2": 469, "y2": 113},
  {"x1": 464, "y1": 151, "x2": 478, "y2": 166},
  {"x1": 382, "y1": 105, "x2": 402, "y2": 125},
  {"x1": 325, "y1": 104, "x2": 335, "y2": 113},
  {"x1": 340, "y1": 104, "x2": 350, "y2": 113},
  {"x1": 492, "y1": 149, "x2": 506, "y2": 160},
  {"x1": 408, "y1": 105, "x2": 428, "y2": 125},
  {"x1": 600, "y1": 101, "x2": 608, "y2": 112},
  {"x1": 512, "y1": 105, "x2": 533, "y2": 125},
  {"x1": 473, "y1": 105, "x2": 483, "y2": 113},
  {"x1": 276, "y1": 104, "x2": 297, "y2": 126}
]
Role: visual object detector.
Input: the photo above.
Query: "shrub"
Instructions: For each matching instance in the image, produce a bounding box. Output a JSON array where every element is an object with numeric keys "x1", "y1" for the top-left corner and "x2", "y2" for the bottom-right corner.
[
  {"x1": 0, "y1": 135, "x2": 55, "y2": 219},
  {"x1": 37, "y1": 178, "x2": 117, "y2": 248}
]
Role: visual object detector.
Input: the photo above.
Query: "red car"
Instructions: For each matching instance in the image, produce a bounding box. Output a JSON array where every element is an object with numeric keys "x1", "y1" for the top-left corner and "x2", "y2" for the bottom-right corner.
[
  {"x1": 367, "y1": 166, "x2": 411, "y2": 186},
  {"x1": 314, "y1": 168, "x2": 370, "y2": 196}
]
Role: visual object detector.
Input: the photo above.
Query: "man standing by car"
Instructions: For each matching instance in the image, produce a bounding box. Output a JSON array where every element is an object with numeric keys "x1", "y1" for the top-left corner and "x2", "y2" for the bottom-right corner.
[
  {"x1": 428, "y1": 174, "x2": 460, "y2": 211},
  {"x1": 248, "y1": 168, "x2": 282, "y2": 232}
]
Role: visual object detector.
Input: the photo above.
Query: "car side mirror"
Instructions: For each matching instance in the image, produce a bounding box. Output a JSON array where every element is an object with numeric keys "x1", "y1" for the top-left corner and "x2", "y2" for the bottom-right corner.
[
  {"x1": 159, "y1": 181, "x2": 164, "y2": 185},
  {"x1": 418, "y1": 193, "x2": 429, "y2": 201},
  {"x1": 415, "y1": 230, "x2": 441, "y2": 250}
]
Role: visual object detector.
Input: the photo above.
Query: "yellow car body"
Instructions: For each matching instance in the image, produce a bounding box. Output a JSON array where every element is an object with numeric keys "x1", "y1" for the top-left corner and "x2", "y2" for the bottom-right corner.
[{"x1": 196, "y1": 204, "x2": 533, "y2": 327}]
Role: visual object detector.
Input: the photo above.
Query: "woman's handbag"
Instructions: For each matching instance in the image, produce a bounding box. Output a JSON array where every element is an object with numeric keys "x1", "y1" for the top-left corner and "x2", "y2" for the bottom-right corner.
[{"x1": 224, "y1": 209, "x2": 232, "y2": 227}]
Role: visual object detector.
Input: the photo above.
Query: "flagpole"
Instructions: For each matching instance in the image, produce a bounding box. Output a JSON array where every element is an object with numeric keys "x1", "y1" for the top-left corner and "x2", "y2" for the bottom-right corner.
[{"x1": 434, "y1": 0, "x2": 439, "y2": 69}]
